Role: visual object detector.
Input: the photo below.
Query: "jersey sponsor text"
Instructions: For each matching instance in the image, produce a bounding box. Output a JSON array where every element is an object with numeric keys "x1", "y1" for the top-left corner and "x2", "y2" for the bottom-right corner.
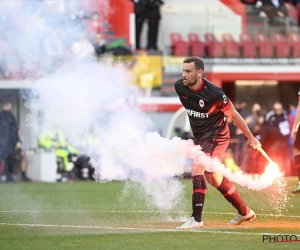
[{"x1": 186, "y1": 109, "x2": 209, "y2": 118}]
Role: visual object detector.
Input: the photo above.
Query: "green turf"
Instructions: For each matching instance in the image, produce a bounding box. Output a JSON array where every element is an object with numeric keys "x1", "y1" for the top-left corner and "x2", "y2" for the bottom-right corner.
[{"x1": 0, "y1": 177, "x2": 300, "y2": 250}]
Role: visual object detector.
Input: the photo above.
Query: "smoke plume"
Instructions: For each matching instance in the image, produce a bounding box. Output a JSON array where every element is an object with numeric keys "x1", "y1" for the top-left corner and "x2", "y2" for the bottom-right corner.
[{"x1": 1, "y1": 0, "x2": 285, "y2": 211}]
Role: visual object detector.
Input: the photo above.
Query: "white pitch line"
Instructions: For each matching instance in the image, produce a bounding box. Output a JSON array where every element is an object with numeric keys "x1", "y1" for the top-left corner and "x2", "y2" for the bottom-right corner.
[
  {"x1": 0, "y1": 210, "x2": 300, "y2": 219},
  {"x1": 1, "y1": 222, "x2": 300, "y2": 237}
]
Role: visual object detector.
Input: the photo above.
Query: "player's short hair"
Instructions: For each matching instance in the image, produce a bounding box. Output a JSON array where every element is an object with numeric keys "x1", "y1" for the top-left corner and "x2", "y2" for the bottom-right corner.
[{"x1": 183, "y1": 56, "x2": 204, "y2": 71}]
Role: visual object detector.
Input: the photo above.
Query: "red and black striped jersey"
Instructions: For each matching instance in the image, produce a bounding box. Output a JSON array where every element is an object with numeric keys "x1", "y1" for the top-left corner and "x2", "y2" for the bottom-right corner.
[{"x1": 175, "y1": 78, "x2": 232, "y2": 142}]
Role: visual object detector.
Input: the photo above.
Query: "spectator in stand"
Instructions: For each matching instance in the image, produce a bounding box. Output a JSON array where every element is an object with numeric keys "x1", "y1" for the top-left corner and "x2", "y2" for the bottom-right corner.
[
  {"x1": 264, "y1": 101, "x2": 290, "y2": 172},
  {"x1": 245, "y1": 103, "x2": 264, "y2": 137},
  {"x1": 265, "y1": 102, "x2": 290, "y2": 138},
  {"x1": 132, "y1": 0, "x2": 148, "y2": 50},
  {"x1": 243, "y1": 103, "x2": 265, "y2": 174},
  {"x1": 146, "y1": 0, "x2": 164, "y2": 51},
  {"x1": 257, "y1": 0, "x2": 297, "y2": 32},
  {"x1": 255, "y1": 118, "x2": 287, "y2": 173}
]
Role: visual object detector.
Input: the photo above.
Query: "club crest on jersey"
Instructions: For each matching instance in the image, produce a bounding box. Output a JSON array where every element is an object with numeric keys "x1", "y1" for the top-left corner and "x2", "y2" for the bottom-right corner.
[
  {"x1": 199, "y1": 99, "x2": 204, "y2": 108},
  {"x1": 222, "y1": 95, "x2": 228, "y2": 104}
]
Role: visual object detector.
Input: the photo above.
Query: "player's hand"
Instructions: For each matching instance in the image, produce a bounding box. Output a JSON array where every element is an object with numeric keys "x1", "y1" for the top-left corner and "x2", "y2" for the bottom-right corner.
[
  {"x1": 249, "y1": 137, "x2": 261, "y2": 150},
  {"x1": 291, "y1": 127, "x2": 297, "y2": 141}
]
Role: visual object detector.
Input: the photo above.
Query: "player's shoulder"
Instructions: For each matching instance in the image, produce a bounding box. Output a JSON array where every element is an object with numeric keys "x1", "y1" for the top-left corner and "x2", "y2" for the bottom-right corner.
[
  {"x1": 175, "y1": 78, "x2": 183, "y2": 86},
  {"x1": 174, "y1": 78, "x2": 184, "y2": 89},
  {"x1": 203, "y1": 78, "x2": 224, "y2": 94}
]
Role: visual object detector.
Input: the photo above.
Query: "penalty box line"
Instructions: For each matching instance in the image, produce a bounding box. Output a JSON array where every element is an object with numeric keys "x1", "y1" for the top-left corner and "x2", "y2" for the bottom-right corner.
[
  {"x1": 0, "y1": 210, "x2": 300, "y2": 219},
  {"x1": 1, "y1": 222, "x2": 300, "y2": 236}
]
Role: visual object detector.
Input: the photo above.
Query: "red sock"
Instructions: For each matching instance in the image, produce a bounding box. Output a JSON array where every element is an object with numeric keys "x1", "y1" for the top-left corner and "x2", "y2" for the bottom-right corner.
[
  {"x1": 192, "y1": 175, "x2": 206, "y2": 222},
  {"x1": 217, "y1": 177, "x2": 248, "y2": 215}
]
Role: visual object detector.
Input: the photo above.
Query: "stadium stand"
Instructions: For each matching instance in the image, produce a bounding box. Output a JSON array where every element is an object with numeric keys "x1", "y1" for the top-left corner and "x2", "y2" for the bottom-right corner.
[
  {"x1": 272, "y1": 33, "x2": 290, "y2": 58},
  {"x1": 244, "y1": 3, "x2": 267, "y2": 37},
  {"x1": 222, "y1": 33, "x2": 241, "y2": 58},
  {"x1": 204, "y1": 33, "x2": 224, "y2": 58},
  {"x1": 240, "y1": 33, "x2": 257, "y2": 58},
  {"x1": 255, "y1": 33, "x2": 274, "y2": 58},
  {"x1": 188, "y1": 33, "x2": 206, "y2": 58},
  {"x1": 170, "y1": 33, "x2": 189, "y2": 56},
  {"x1": 284, "y1": 2, "x2": 299, "y2": 24},
  {"x1": 288, "y1": 32, "x2": 300, "y2": 57}
]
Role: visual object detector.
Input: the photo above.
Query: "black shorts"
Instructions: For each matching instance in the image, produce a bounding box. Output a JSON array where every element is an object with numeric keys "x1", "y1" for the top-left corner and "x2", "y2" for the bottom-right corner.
[
  {"x1": 196, "y1": 137, "x2": 229, "y2": 157},
  {"x1": 294, "y1": 128, "x2": 300, "y2": 150}
]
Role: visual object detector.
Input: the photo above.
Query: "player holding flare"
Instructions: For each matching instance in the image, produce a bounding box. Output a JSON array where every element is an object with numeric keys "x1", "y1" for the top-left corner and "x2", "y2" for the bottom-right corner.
[
  {"x1": 175, "y1": 57, "x2": 261, "y2": 229},
  {"x1": 291, "y1": 88, "x2": 300, "y2": 193}
]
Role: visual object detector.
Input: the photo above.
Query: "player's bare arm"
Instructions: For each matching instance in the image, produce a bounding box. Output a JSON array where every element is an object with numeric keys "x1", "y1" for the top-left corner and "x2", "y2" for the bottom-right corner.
[
  {"x1": 224, "y1": 104, "x2": 261, "y2": 149},
  {"x1": 291, "y1": 99, "x2": 300, "y2": 141}
]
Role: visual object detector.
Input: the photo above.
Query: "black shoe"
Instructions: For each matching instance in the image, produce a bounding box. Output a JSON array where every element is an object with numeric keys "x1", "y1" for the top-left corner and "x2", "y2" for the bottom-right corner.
[
  {"x1": 6, "y1": 176, "x2": 15, "y2": 182},
  {"x1": 22, "y1": 175, "x2": 32, "y2": 182}
]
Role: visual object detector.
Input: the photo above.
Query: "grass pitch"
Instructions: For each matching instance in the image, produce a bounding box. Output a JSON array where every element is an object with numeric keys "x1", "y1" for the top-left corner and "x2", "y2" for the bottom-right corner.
[{"x1": 0, "y1": 177, "x2": 300, "y2": 250}]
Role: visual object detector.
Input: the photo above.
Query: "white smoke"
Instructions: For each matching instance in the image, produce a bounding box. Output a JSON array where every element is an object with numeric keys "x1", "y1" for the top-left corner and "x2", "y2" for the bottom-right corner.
[
  {"x1": 24, "y1": 61, "x2": 187, "y2": 210},
  {"x1": 1, "y1": 0, "x2": 285, "y2": 211},
  {"x1": 145, "y1": 133, "x2": 284, "y2": 190}
]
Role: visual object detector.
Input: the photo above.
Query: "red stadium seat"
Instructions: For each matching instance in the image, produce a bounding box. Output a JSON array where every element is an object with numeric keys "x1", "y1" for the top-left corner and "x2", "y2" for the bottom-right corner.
[
  {"x1": 271, "y1": 33, "x2": 290, "y2": 58},
  {"x1": 170, "y1": 33, "x2": 188, "y2": 56},
  {"x1": 204, "y1": 33, "x2": 223, "y2": 58},
  {"x1": 239, "y1": 33, "x2": 256, "y2": 58},
  {"x1": 288, "y1": 33, "x2": 300, "y2": 58},
  {"x1": 222, "y1": 33, "x2": 240, "y2": 58},
  {"x1": 255, "y1": 33, "x2": 273, "y2": 58},
  {"x1": 284, "y1": 2, "x2": 298, "y2": 23},
  {"x1": 188, "y1": 33, "x2": 205, "y2": 57}
]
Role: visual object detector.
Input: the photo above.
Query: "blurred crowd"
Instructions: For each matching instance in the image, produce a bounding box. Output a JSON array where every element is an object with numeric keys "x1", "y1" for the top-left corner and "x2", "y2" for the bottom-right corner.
[
  {"x1": 226, "y1": 99, "x2": 295, "y2": 175},
  {"x1": 256, "y1": 0, "x2": 299, "y2": 34}
]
